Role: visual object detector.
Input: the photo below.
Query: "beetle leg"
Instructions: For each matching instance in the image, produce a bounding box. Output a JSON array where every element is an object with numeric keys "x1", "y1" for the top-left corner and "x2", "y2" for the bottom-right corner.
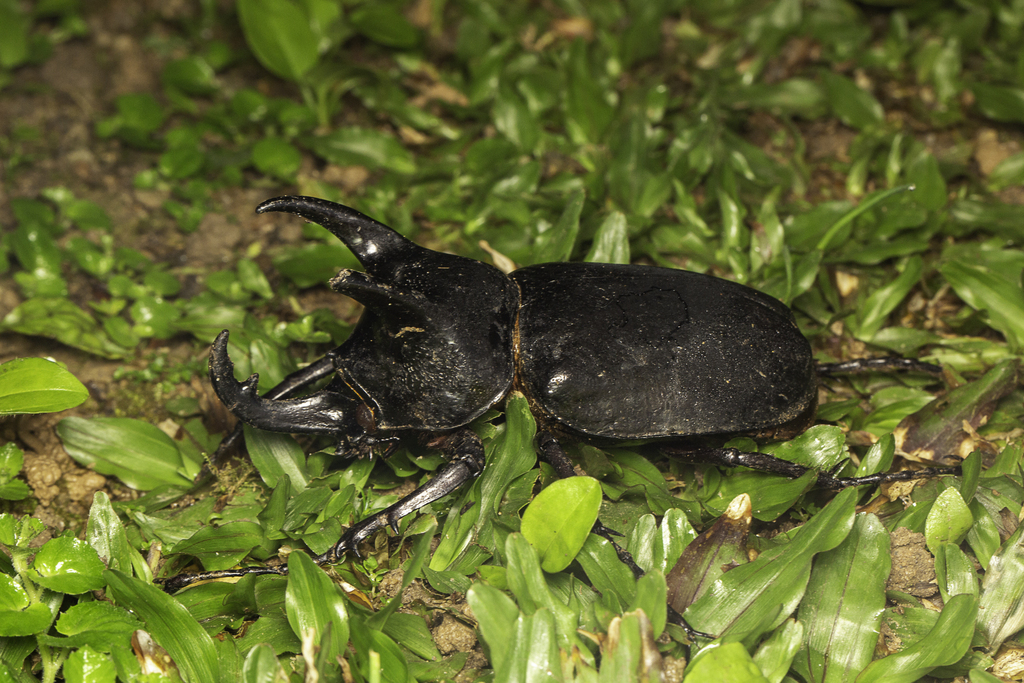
[
  {"x1": 210, "y1": 331, "x2": 356, "y2": 436},
  {"x1": 206, "y1": 350, "x2": 340, "y2": 473},
  {"x1": 161, "y1": 428, "x2": 485, "y2": 592},
  {"x1": 315, "y1": 428, "x2": 486, "y2": 564},
  {"x1": 666, "y1": 447, "x2": 961, "y2": 490},
  {"x1": 816, "y1": 357, "x2": 942, "y2": 376}
]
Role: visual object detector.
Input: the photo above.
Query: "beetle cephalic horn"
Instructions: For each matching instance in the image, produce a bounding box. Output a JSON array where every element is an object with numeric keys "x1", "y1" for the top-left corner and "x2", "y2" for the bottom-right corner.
[
  {"x1": 256, "y1": 195, "x2": 421, "y2": 273},
  {"x1": 209, "y1": 331, "x2": 357, "y2": 436}
]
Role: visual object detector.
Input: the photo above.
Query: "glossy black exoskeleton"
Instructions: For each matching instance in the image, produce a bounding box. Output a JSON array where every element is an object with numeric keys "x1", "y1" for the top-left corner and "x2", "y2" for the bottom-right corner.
[{"x1": 163, "y1": 196, "x2": 957, "y2": 592}]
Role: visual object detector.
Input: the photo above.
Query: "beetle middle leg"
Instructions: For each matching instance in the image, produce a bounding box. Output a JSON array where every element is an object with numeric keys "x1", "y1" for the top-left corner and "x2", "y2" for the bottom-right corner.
[{"x1": 314, "y1": 428, "x2": 486, "y2": 564}]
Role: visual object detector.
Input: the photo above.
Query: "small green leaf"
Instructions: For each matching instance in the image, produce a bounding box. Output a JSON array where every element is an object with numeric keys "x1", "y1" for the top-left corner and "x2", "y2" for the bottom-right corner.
[
  {"x1": 585, "y1": 212, "x2": 629, "y2": 264},
  {"x1": 31, "y1": 536, "x2": 106, "y2": 594},
  {"x1": 925, "y1": 488, "x2": 972, "y2": 555},
  {"x1": 62, "y1": 646, "x2": 116, "y2": 683},
  {"x1": 521, "y1": 476, "x2": 601, "y2": 572},
  {"x1": 57, "y1": 417, "x2": 192, "y2": 490},
  {"x1": 237, "y1": 0, "x2": 319, "y2": 81},
  {"x1": 972, "y1": 84, "x2": 1024, "y2": 124},
  {"x1": 0, "y1": 357, "x2": 88, "y2": 415},
  {"x1": 173, "y1": 522, "x2": 265, "y2": 572},
  {"x1": 820, "y1": 71, "x2": 883, "y2": 130},
  {"x1": 350, "y1": 5, "x2": 420, "y2": 48},
  {"x1": 309, "y1": 128, "x2": 416, "y2": 174},
  {"x1": 685, "y1": 642, "x2": 770, "y2": 683},
  {"x1": 244, "y1": 425, "x2": 308, "y2": 492},
  {"x1": 251, "y1": 137, "x2": 302, "y2": 181},
  {"x1": 467, "y1": 583, "x2": 519, "y2": 674}
]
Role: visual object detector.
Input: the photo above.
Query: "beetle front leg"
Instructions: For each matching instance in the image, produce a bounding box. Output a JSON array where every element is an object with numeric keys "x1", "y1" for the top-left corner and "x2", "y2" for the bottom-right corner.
[
  {"x1": 206, "y1": 350, "x2": 340, "y2": 473},
  {"x1": 315, "y1": 428, "x2": 486, "y2": 564}
]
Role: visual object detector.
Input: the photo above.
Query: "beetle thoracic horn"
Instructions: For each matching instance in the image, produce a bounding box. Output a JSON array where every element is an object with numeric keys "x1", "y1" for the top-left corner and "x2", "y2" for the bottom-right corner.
[
  {"x1": 256, "y1": 195, "x2": 421, "y2": 272},
  {"x1": 209, "y1": 331, "x2": 356, "y2": 436}
]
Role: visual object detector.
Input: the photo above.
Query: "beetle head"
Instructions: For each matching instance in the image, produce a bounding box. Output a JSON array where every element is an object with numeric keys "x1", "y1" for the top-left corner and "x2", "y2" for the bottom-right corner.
[{"x1": 209, "y1": 197, "x2": 519, "y2": 443}]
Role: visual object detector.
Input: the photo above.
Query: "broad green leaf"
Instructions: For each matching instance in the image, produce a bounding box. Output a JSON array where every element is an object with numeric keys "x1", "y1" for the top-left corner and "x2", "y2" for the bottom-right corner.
[
  {"x1": 284, "y1": 551, "x2": 349, "y2": 661},
  {"x1": 241, "y1": 644, "x2": 287, "y2": 683},
  {"x1": 521, "y1": 476, "x2": 601, "y2": 572},
  {"x1": 972, "y1": 84, "x2": 1024, "y2": 124},
  {"x1": 104, "y1": 570, "x2": 219, "y2": 683},
  {"x1": 584, "y1": 212, "x2": 629, "y2": 264},
  {"x1": 173, "y1": 522, "x2": 265, "y2": 572},
  {"x1": 57, "y1": 417, "x2": 192, "y2": 490},
  {"x1": 856, "y1": 593, "x2": 977, "y2": 683},
  {"x1": 308, "y1": 128, "x2": 416, "y2": 174},
  {"x1": 685, "y1": 642, "x2": 769, "y2": 683},
  {"x1": 30, "y1": 536, "x2": 106, "y2": 594},
  {"x1": 1, "y1": 298, "x2": 130, "y2": 359},
  {"x1": 531, "y1": 189, "x2": 584, "y2": 264},
  {"x1": 978, "y1": 526, "x2": 1024, "y2": 650},
  {"x1": 62, "y1": 646, "x2": 116, "y2": 683},
  {"x1": 494, "y1": 608, "x2": 561, "y2": 683},
  {"x1": 37, "y1": 601, "x2": 141, "y2": 650},
  {"x1": 791, "y1": 513, "x2": 889, "y2": 683},
  {"x1": 349, "y1": 5, "x2": 419, "y2": 48},
  {"x1": 237, "y1": 0, "x2": 318, "y2": 81},
  {"x1": 468, "y1": 583, "x2": 519, "y2": 674},
  {"x1": 685, "y1": 488, "x2": 857, "y2": 644},
  {"x1": 565, "y1": 39, "x2": 613, "y2": 144},
  {"x1": 853, "y1": 256, "x2": 923, "y2": 341},
  {"x1": 820, "y1": 71, "x2": 883, "y2": 130},
  {"x1": 251, "y1": 137, "x2": 301, "y2": 181},
  {"x1": 753, "y1": 619, "x2": 803, "y2": 683},
  {"x1": 941, "y1": 261, "x2": 1024, "y2": 350},
  {"x1": 924, "y1": 488, "x2": 972, "y2": 554},
  {"x1": 0, "y1": 358, "x2": 89, "y2": 415},
  {"x1": 598, "y1": 610, "x2": 661, "y2": 682},
  {"x1": 244, "y1": 425, "x2": 308, "y2": 492}
]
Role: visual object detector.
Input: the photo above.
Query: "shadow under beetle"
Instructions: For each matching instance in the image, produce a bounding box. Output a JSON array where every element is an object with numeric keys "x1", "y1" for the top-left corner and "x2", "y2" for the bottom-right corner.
[{"x1": 162, "y1": 196, "x2": 959, "y2": 592}]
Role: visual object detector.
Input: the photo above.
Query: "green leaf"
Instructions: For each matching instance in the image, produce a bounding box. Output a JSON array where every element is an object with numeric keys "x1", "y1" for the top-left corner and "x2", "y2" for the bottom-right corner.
[
  {"x1": 0, "y1": 3, "x2": 29, "y2": 68},
  {"x1": 584, "y1": 212, "x2": 629, "y2": 264},
  {"x1": 30, "y1": 536, "x2": 106, "y2": 594},
  {"x1": 496, "y1": 608, "x2": 561, "y2": 683},
  {"x1": 924, "y1": 488, "x2": 972, "y2": 555},
  {"x1": 308, "y1": 128, "x2": 416, "y2": 174},
  {"x1": 173, "y1": 522, "x2": 265, "y2": 572},
  {"x1": 1, "y1": 298, "x2": 130, "y2": 359},
  {"x1": 243, "y1": 425, "x2": 308, "y2": 492},
  {"x1": 940, "y1": 261, "x2": 1024, "y2": 350},
  {"x1": 237, "y1": 0, "x2": 319, "y2": 81},
  {"x1": 685, "y1": 641, "x2": 770, "y2": 683},
  {"x1": 820, "y1": 71, "x2": 883, "y2": 130},
  {"x1": 284, "y1": 551, "x2": 349, "y2": 661},
  {"x1": 467, "y1": 582, "x2": 519, "y2": 674},
  {"x1": 978, "y1": 527, "x2": 1024, "y2": 650},
  {"x1": 532, "y1": 189, "x2": 584, "y2": 264},
  {"x1": 57, "y1": 417, "x2": 192, "y2": 490},
  {"x1": 856, "y1": 593, "x2": 977, "y2": 683},
  {"x1": 564, "y1": 39, "x2": 613, "y2": 144},
  {"x1": 62, "y1": 646, "x2": 116, "y2": 683},
  {"x1": 685, "y1": 488, "x2": 857, "y2": 644},
  {"x1": 251, "y1": 137, "x2": 302, "y2": 181},
  {"x1": 753, "y1": 619, "x2": 803, "y2": 683},
  {"x1": 853, "y1": 256, "x2": 923, "y2": 341},
  {"x1": 104, "y1": 569, "x2": 219, "y2": 683},
  {"x1": 791, "y1": 513, "x2": 890, "y2": 683},
  {"x1": 38, "y1": 601, "x2": 141, "y2": 650},
  {"x1": 350, "y1": 5, "x2": 420, "y2": 48},
  {"x1": 521, "y1": 476, "x2": 601, "y2": 572},
  {"x1": 972, "y1": 84, "x2": 1024, "y2": 124},
  {"x1": 599, "y1": 610, "x2": 662, "y2": 682}
]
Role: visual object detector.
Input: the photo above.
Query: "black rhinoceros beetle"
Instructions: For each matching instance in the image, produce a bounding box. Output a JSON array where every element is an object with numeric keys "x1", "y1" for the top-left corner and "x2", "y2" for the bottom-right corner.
[{"x1": 164, "y1": 195, "x2": 957, "y2": 591}]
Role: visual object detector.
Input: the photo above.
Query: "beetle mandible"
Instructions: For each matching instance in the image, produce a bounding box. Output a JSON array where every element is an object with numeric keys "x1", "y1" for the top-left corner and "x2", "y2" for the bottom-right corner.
[{"x1": 164, "y1": 195, "x2": 957, "y2": 591}]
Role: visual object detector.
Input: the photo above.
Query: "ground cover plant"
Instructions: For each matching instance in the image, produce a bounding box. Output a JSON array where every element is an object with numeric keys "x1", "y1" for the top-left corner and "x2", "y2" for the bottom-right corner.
[{"x1": 1, "y1": 0, "x2": 1024, "y2": 680}]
